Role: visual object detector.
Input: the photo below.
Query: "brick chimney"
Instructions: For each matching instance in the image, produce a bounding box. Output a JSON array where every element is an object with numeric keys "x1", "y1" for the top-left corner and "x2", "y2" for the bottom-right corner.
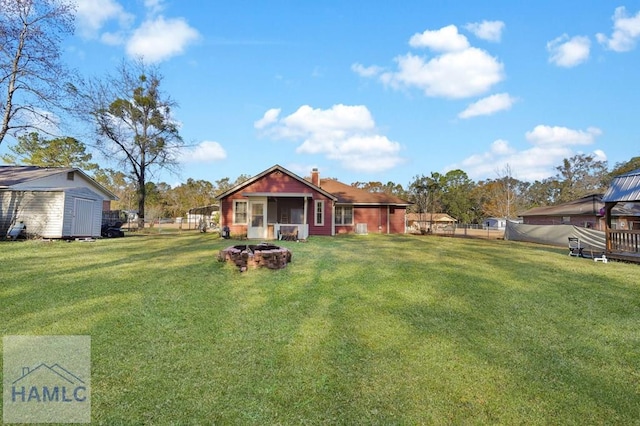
[{"x1": 311, "y1": 168, "x2": 320, "y2": 187}]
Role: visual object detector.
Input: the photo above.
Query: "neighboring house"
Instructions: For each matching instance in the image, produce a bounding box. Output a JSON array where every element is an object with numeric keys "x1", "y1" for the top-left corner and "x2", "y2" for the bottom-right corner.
[
  {"x1": 519, "y1": 194, "x2": 640, "y2": 231},
  {"x1": 216, "y1": 165, "x2": 411, "y2": 239},
  {"x1": 484, "y1": 217, "x2": 508, "y2": 229},
  {"x1": 406, "y1": 213, "x2": 457, "y2": 232},
  {"x1": 602, "y1": 168, "x2": 640, "y2": 262},
  {"x1": 520, "y1": 194, "x2": 604, "y2": 229},
  {"x1": 0, "y1": 166, "x2": 117, "y2": 239}
]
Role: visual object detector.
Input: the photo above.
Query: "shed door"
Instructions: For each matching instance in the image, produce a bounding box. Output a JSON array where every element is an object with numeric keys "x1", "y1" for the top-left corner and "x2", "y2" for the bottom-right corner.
[{"x1": 72, "y1": 198, "x2": 94, "y2": 236}]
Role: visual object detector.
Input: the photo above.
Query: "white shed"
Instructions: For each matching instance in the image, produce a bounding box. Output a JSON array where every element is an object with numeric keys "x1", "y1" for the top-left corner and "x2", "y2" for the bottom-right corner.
[{"x1": 0, "y1": 166, "x2": 117, "y2": 239}]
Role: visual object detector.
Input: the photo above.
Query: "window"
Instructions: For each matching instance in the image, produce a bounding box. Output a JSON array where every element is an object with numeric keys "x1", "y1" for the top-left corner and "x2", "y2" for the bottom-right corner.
[
  {"x1": 291, "y1": 208, "x2": 303, "y2": 224},
  {"x1": 233, "y1": 201, "x2": 248, "y2": 224},
  {"x1": 315, "y1": 200, "x2": 324, "y2": 226},
  {"x1": 562, "y1": 216, "x2": 571, "y2": 224},
  {"x1": 335, "y1": 205, "x2": 353, "y2": 225},
  {"x1": 66, "y1": 171, "x2": 74, "y2": 181}
]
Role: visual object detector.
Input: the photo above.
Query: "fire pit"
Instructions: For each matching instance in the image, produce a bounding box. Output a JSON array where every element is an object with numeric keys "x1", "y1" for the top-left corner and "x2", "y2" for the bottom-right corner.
[{"x1": 218, "y1": 243, "x2": 292, "y2": 271}]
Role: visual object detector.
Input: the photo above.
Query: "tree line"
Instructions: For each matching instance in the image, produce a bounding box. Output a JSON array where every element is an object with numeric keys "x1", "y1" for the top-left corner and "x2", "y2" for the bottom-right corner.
[
  {"x1": 2, "y1": 1, "x2": 639, "y2": 226},
  {"x1": 357, "y1": 155, "x2": 640, "y2": 224}
]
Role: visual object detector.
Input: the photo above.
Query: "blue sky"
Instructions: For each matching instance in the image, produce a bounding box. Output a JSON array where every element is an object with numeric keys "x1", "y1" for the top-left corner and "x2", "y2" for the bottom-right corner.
[{"x1": 5, "y1": 1, "x2": 640, "y2": 187}]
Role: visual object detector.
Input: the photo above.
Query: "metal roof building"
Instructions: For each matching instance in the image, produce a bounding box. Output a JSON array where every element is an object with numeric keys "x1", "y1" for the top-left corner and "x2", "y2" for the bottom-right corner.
[{"x1": 603, "y1": 168, "x2": 640, "y2": 203}]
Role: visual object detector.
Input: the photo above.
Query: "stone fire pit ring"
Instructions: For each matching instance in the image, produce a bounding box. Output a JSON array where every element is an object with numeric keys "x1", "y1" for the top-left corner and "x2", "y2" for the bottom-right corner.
[{"x1": 218, "y1": 243, "x2": 292, "y2": 271}]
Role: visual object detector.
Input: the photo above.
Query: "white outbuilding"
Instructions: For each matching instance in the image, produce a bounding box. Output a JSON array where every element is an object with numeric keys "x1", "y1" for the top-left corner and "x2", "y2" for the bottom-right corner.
[{"x1": 1, "y1": 166, "x2": 117, "y2": 239}]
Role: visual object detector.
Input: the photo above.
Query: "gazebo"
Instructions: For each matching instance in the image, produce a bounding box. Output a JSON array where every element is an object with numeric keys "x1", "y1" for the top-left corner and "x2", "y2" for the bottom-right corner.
[{"x1": 602, "y1": 168, "x2": 640, "y2": 263}]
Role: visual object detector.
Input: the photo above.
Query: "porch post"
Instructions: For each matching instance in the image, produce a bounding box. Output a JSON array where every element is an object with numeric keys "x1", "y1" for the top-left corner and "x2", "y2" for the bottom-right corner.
[
  {"x1": 303, "y1": 197, "x2": 308, "y2": 223},
  {"x1": 604, "y1": 202, "x2": 615, "y2": 251},
  {"x1": 303, "y1": 197, "x2": 308, "y2": 235}
]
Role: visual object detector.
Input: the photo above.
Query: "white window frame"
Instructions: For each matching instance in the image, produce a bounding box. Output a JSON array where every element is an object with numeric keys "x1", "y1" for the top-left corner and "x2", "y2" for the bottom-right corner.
[
  {"x1": 233, "y1": 200, "x2": 248, "y2": 224},
  {"x1": 335, "y1": 205, "x2": 353, "y2": 225},
  {"x1": 314, "y1": 200, "x2": 324, "y2": 226}
]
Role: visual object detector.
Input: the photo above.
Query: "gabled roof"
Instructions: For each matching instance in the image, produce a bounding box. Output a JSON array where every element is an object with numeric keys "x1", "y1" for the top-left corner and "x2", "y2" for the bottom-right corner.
[
  {"x1": 216, "y1": 164, "x2": 411, "y2": 206},
  {"x1": 0, "y1": 165, "x2": 117, "y2": 200},
  {"x1": 0, "y1": 165, "x2": 75, "y2": 187},
  {"x1": 519, "y1": 194, "x2": 603, "y2": 217},
  {"x1": 406, "y1": 213, "x2": 457, "y2": 222},
  {"x1": 215, "y1": 164, "x2": 337, "y2": 201},
  {"x1": 603, "y1": 168, "x2": 640, "y2": 203},
  {"x1": 520, "y1": 193, "x2": 640, "y2": 217},
  {"x1": 318, "y1": 178, "x2": 411, "y2": 206}
]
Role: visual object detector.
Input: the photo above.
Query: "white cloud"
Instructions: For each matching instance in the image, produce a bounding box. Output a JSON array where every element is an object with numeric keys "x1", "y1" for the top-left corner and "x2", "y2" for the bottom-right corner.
[
  {"x1": 178, "y1": 141, "x2": 227, "y2": 163},
  {"x1": 144, "y1": 0, "x2": 165, "y2": 16},
  {"x1": 593, "y1": 149, "x2": 607, "y2": 162},
  {"x1": 351, "y1": 63, "x2": 384, "y2": 78},
  {"x1": 380, "y1": 48, "x2": 504, "y2": 99},
  {"x1": 256, "y1": 104, "x2": 404, "y2": 173},
  {"x1": 75, "y1": 0, "x2": 133, "y2": 38},
  {"x1": 547, "y1": 34, "x2": 591, "y2": 67},
  {"x1": 465, "y1": 20, "x2": 505, "y2": 42},
  {"x1": 525, "y1": 125, "x2": 602, "y2": 146},
  {"x1": 74, "y1": 1, "x2": 199, "y2": 62},
  {"x1": 357, "y1": 25, "x2": 504, "y2": 99},
  {"x1": 458, "y1": 93, "x2": 516, "y2": 118},
  {"x1": 409, "y1": 25, "x2": 470, "y2": 52},
  {"x1": 448, "y1": 125, "x2": 604, "y2": 181},
  {"x1": 126, "y1": 16, "x2": 200, "y2": 63},
  {"x1": 490, "y1": 139, "x2": 515, "y2": 155},
  {"x1": 254, "y1": 108, "x2": 281, "y2": 130},
  {"x1": 596, "y1": 6, "x2": 640, "y2": 52}
]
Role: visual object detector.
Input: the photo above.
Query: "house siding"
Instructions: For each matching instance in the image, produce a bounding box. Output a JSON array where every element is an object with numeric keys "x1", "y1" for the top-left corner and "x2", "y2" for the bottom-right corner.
[
  {"x1": 1, "y1": 188, "x2": 104, "y2": 238},
  {"x1": 0, "y1": 190, "x2": 64, "y2": 238},
  {"x1": 389, "y1": 207, "x2": 406, "y2": 233},
  {"x1": 523, "y1": 215, "x2": 603, "y2": 230},
  {"x1": 335, "y1": 205, "x2": 407, "y2": 234},
  {"x1": 307, "y1": 197, "x2": 332, "y2": 236}
]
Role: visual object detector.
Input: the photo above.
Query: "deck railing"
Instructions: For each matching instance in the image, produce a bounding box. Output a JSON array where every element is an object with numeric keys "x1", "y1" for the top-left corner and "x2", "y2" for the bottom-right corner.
[{"x1": 606, "y1": 229, "x2": 640, "y2": 255}]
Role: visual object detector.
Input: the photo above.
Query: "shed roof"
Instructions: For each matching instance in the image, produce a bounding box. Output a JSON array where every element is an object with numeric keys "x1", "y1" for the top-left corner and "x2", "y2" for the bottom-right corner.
[
  {"x1": 603, "y1": 168, "x2": 640, "y2": 203},
  {"x1": 0, "y1": 165, "x2": 76, "y2": 187},
  {"x1": 0, "y1": 165, "x2": 117, "y2": 200}
]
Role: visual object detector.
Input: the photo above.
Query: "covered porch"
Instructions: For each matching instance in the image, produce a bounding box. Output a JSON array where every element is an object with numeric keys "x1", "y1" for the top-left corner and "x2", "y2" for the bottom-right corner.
[
  {"x1": 245, "y1": 193, "x2": 312, "y2": 240},
  {"x1": 602, "y1": 168, "x2": 640, "y2": 263}
]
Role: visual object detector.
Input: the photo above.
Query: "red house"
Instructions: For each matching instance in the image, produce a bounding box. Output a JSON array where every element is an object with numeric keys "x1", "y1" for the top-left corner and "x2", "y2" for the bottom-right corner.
[{"x1": 216, "y1": 165, "x2": 411, "y2": 239}]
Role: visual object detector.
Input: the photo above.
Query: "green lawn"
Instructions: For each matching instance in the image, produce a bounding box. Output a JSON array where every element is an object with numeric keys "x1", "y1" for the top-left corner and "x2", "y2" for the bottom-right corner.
[{"x1": 1, "y1": 232, "x2": 639, "y2": 424}]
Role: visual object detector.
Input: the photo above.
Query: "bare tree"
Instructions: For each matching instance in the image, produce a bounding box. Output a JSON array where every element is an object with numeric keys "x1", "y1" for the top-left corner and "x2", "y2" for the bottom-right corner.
[
  {"x1": 0, "y1": 0, "x2": 77, "y2": 146},
  {"x1": 81, "y1": 59, "x2": 184, "y2": 229},
  {"x1": 479, "y1": 164, "x2": 520, "y2": 219}
]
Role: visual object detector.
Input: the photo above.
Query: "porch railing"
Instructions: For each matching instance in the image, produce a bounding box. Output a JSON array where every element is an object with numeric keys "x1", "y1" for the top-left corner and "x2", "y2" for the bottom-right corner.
[
  {"x1": 606, "y1": 229, "x2": 640, "y2": 255},
  {"x1": 274, "y1": 223, "x2": 308, "y2": 240}
]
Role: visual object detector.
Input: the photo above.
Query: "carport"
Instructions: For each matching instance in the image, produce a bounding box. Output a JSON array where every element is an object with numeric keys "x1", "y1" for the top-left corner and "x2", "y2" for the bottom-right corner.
[{"x1": 186, "y1": 204, "x2": 219, "y2": 230}]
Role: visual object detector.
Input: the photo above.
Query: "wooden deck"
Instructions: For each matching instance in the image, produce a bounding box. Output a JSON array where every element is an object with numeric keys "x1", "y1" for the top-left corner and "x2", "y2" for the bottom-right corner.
[{"x1": 606, "y1": 230, "x2": 640, "y2": 263}]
